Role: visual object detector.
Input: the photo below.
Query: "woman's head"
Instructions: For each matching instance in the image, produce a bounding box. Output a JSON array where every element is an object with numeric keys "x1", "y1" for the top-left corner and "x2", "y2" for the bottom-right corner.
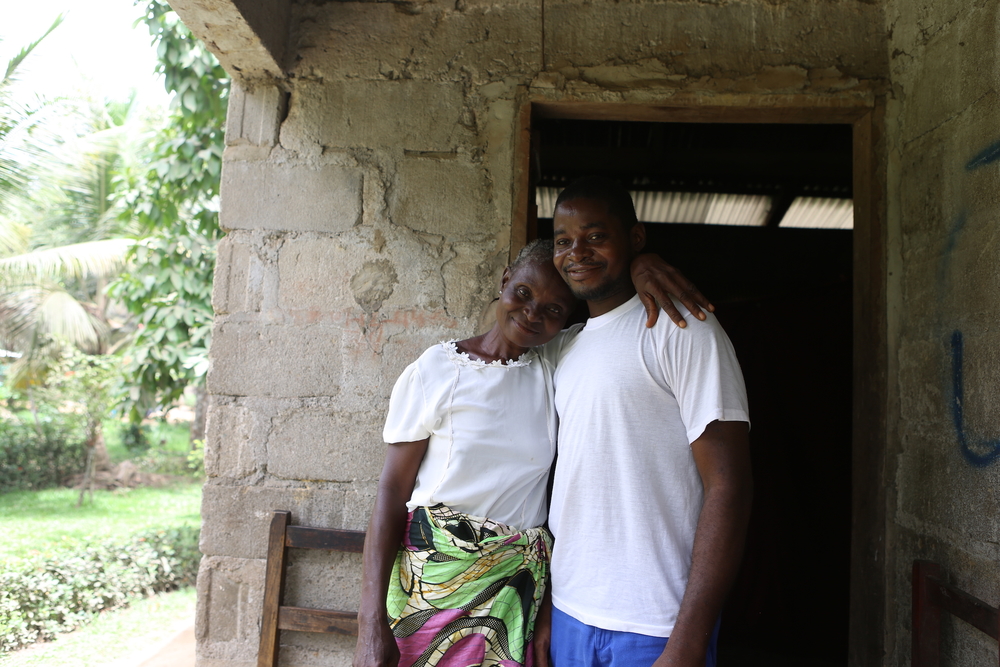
[{"x1": 496, "y1": 239, "x2": 577, "y2": 349}]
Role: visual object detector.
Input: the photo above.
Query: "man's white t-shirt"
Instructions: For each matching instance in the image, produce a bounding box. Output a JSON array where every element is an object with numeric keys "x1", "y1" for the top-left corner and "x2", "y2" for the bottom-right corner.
[{"x1": 545, "y1": 294, "x2": 749, "y2": 637}]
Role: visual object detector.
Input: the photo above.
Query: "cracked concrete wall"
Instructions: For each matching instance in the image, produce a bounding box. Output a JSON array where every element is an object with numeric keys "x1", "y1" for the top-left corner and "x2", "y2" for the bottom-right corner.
[
  {"x1": 195, "y1": 1, "x2": 889, "y2": 665},
  {"x1": 884, "y1": 0, "x2": 1000, "y2": 664}
]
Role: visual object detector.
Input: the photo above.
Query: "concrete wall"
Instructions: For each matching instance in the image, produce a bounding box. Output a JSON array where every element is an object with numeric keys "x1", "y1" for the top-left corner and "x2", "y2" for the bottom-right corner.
[
  {"x1": 884, "y1": 0, "x2": 1000, "y2": 664},
  {"x1": 195, "y1": 1, "x2": 890, "y2": 665}
]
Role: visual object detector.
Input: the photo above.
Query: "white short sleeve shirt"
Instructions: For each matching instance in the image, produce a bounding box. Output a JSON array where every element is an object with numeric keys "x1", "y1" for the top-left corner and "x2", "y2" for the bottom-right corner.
[
  {"x1": 383, "y1": 342, "x2": 557, "y2": 530},
  {"x1": 547, "y1": 295, "x2": 749, "y2": 637}
]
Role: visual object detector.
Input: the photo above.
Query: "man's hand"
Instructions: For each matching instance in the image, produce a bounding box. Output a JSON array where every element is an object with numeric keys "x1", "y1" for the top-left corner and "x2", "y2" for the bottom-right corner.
[
  {"x1": 630, "y1": 253, "x2": 714, "y2": 328},
  {"x1": 532, "y1": 590, "x2": 553, "y2": 667},
  {"x1": 650, "y1": 632, "x2": 713, "y2": 667},
  {"x1": 353, "y1": 615, "x2": 400, "y2": 667}
]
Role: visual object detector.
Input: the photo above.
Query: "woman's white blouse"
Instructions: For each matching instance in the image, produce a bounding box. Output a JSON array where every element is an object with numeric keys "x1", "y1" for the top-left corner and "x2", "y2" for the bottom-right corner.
[{"x1": 382, "y1": 341, "x2": 557, "y2": 529}]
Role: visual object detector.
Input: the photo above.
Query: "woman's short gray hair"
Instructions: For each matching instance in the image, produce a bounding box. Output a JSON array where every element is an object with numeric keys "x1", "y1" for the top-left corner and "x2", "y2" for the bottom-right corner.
[{"x1": 509, "y1": 239, "x2": 554, "y2": 273}]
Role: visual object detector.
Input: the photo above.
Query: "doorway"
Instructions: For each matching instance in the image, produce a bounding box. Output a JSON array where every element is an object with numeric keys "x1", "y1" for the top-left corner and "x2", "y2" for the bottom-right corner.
[{"x1": 524, "y1": 110, "x2": 869, "y2": 666}]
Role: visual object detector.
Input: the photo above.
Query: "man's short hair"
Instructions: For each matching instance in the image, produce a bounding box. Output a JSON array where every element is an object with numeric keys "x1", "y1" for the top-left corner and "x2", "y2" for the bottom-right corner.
[
  {"x1": 554, "y1": 176, "x2": 639, "y2": 231},
  {"x1": 510, "y1": 238, "x2": 554, "y2": 272}
]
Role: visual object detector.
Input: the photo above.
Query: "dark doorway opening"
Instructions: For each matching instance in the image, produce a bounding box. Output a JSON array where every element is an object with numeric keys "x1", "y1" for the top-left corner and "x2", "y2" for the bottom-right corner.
[{"x1": 530, "y1": 118, "x2": 854, "y2": 666}]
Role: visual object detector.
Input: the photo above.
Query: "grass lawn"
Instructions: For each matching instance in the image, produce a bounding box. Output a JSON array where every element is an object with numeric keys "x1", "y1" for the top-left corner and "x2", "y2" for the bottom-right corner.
[
  {"x1": 0, "y1": 483, "x2": 202, "y2": 560},
  {"x1": 0, "y1": 587, "x2": 196, "y2": 667},
  {"x1": 102, "y1": 419, "x2": 193, "y2": 465}
]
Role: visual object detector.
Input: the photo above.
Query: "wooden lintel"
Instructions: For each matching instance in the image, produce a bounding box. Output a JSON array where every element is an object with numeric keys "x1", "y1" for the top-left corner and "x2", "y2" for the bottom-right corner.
[{"x1": 532, "y1": 101, "x2": 872, "y2": 125}]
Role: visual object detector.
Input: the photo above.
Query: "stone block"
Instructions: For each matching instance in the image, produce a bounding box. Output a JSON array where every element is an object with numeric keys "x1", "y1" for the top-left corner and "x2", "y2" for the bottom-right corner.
[
  {"x1": 268, "y1": 630, "x2": 356, "y2": 666},
  {"x1": 284, "y1": 548, "x2": 363, "y2": 612},
  {"x1": 390, "y1": 159, "x2": 487, "y2": 237},
  {"x1": 200, "y1": 485, "x2": 346, "y2": 558},
  {"x1": 196, "y1": 555, "x2": 266, "y2": 664},
  {"x1": 895, "y1": 2, "x2": 1000, "y2": 144},
  {"x1": 276, "y1": 237, "x2": 356, "y2": 313},
  {"x1": 267, "y1": 409, "x2": 385, "y2": 482},
  {"x1": 213, "y1": 234, "x2": 264, "y2": 315},
  {"x1": 226, "y1": 82, "x2": 286, "y2": 147},
  {"x1": 208, "y1": 322, "x2": 343, "y2": 398},
  {"x1": 220, "y1": 161, "x2": 363, "y2": 233},
  {"x1": 292, "y1": 1, "x2": 542, "y2": 83},
  {"x1": 205, "y1": 403, "x2": 259, "y2": 479},
  {"x1": 335, "y1": 315, "x2": 465, "y2": 412},
  {"x1": 441, "y1": 242, "x2": 504, "y2": 320},
  {"x1": 342, "y1": 480, "x2": 378, "y2": 531},
  {"x1": 544, "y1": 0, "x2": 883, "y2": 79},
  {"x1": 281, "y1": 80, "x2": 471, "y2": 154}
]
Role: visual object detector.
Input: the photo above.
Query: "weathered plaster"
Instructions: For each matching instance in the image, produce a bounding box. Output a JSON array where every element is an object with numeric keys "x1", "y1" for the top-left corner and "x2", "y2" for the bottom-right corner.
[{"x1": 884, "y1": 0, "x2": 1000, "y2": 663}]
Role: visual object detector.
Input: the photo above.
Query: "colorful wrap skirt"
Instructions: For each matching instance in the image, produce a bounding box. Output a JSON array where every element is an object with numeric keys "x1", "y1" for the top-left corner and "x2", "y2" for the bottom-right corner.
[{"x1": 387, "y1": 504, "x2": 553, "y2": 667}]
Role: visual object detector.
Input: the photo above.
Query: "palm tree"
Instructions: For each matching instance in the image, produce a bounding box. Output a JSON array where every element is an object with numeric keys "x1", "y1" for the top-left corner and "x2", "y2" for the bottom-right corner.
[
  {"x1": 1, "y1": 26, "x2": 151, "y2": 487},
  {"x1": 1, "y1": 16, "x2": 63, "y2": 216}
]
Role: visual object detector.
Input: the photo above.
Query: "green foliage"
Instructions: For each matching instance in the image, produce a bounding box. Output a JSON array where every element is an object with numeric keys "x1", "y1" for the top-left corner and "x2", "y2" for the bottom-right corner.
[
  {"x1": 186, "y1": 439, "x2": 205, "y2": 476},
  {"x1": 133, "y1": 0, "x2": 227, "y2": 237},
  {"x1": 103, "y1": 418, "x2": 190, "y2": 464},
  {"x1": 108, "y1": 0, "x2": 228, "y2": 419},
  {"x1": 0, "y1": 16, "x2": 63, "y2": 215},
  {"x1": 108, "y1": 230, "x2": 214, "y2": 419},
  {"x1": 0, "y1": 526, "x2": 199, "y2": 652},
  {"x1": 0, "y1": 587, "x2": 196, "y2": 667},
  {"x1": 0, "y1": 414, "x2": 86, "y2": 492},
  {"x1": 120, "y1": 422, "x2": 150, "y2": 454},
  {"x1": 39, "y1": 348, "x2": 120, "y2": 430}
]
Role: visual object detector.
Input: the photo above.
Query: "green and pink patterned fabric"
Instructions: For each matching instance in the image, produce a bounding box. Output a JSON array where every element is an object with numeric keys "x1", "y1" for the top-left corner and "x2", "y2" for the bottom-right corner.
[{"x1": 387, "y1": 505, "x2": 552, "y2": 667}]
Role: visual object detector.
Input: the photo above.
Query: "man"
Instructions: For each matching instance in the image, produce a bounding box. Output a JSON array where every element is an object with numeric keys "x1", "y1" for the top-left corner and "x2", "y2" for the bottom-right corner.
[{"x1": 541, "y1": 177, "x2": 753, "y2": 667}]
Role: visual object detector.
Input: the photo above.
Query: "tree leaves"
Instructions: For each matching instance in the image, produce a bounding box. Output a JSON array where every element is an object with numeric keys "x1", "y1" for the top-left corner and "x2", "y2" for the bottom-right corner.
[{"x1": 105, "y1": 0, "x2": 228, "y2": 420}]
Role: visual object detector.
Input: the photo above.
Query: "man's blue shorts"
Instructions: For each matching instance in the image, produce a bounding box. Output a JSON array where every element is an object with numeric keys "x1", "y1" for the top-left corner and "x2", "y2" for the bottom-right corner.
[{"x1": 549, "y1": 606, "x2": 719, "y2": 667}]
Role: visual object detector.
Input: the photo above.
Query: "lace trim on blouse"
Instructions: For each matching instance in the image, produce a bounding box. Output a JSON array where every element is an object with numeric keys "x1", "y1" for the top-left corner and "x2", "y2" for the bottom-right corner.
[{"x1": 441, "y1": 340, "x2": 536, "y2": 369}]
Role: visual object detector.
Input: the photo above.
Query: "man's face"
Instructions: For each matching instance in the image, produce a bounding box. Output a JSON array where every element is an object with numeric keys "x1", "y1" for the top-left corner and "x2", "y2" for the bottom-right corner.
[{"x1": 552, "y1": 197, "x2": 645, "y2": 316}]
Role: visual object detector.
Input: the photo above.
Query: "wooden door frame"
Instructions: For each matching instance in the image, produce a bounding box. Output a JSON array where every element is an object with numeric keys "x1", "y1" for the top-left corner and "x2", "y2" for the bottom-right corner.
[{"x1": 512, "y1": 99, "x2": 887, "y2": 667}]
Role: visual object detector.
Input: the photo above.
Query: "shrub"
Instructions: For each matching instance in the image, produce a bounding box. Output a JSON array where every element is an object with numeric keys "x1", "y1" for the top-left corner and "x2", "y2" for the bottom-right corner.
[
  {"x1": 0, "y1": 414, "x2": 88, "y2": 492},
  {"x1": 121, "y1": 423, "x2": 151, "y2": 454},
  {"x1": 0, "y1": 525, "x2": 200, "y2": 653}
]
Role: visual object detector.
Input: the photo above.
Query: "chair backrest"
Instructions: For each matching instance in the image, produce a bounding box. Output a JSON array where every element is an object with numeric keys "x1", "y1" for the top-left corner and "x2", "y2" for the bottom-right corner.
[
  {"x1": 257, "y1": 510, "x2": 366, "y2": 667},
  {"x1": 912, "y1": 560, "x2": 999, "y2": 667}
]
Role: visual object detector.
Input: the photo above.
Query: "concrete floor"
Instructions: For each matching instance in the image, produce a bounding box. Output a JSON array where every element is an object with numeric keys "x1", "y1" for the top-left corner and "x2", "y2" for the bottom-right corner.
[
  {"x1": 100, "y1": 621, "x2": 195, "y2": 667},
  {"x1": 137, "y1": 624, "x2": 195, "y2": 667}
]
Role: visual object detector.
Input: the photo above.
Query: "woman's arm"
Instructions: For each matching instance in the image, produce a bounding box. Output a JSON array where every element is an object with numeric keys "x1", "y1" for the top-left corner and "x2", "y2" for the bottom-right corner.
[
  {"x1": 630, "y1": 253, "x2": 714, "y2": 329},
  {"x1": 353, "y1": 439, "x2": 429, "y2": 667}
]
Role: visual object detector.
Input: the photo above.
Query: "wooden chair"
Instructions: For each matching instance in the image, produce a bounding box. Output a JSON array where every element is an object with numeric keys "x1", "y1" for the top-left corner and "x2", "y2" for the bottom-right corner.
[
  {"x1": 258, "y1": 510, "x2": 366, "y2": 667},
  {"x1": 912, "y1": 560, "x2": 999, "y2": 667}
]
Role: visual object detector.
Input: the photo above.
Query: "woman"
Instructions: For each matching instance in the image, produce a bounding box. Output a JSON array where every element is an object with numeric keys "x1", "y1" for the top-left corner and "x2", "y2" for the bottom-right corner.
[{"x1": 353, "y1": 241, "x2": 708, "y2": 667}]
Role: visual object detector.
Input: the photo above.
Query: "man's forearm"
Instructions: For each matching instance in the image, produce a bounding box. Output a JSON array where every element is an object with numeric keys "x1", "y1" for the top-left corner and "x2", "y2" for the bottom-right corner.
[
  {"x1": 659, "y1": 480, "x2": 752, "y2": 663},
  {"x1": 655, "y1": 421, "x2": 753, "y2": 666}
]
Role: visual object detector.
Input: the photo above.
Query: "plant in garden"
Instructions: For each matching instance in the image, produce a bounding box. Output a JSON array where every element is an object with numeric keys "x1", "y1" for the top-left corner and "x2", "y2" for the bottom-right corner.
[
  {"x1": 37, "y1": 347, "x2": 121, "y2": 503},
  {"x1": 109, "y1": 0, "x2": 228, "y2": 429},
  {"x1": 0, "y1": 525, "x2": 200, "y2": 653},
  {"x1": 0, "y1": 410, "x2": 86, "y2": 493}
]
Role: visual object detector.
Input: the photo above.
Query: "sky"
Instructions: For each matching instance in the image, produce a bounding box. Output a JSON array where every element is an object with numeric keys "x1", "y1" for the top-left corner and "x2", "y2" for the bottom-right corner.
[{"x1": 0, "y1": 0, "x2": 170, "y2": 109}]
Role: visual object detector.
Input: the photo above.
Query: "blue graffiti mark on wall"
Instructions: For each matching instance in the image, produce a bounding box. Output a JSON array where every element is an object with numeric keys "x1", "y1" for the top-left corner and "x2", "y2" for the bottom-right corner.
[
  {"x1": 944, "y1": 210, "x2": 967, "y2": 255},
  {"x1": 965, "y1": 139, "x2": 1000, "y2": 171},
  {"x1": 949, "y1": 330, "x2": 1000, "y2": 467}
]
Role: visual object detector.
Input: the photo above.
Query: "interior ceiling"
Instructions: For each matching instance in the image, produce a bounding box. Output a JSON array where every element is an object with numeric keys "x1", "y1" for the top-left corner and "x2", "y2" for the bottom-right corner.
[{"x1": 534, "y1": 119, "x2": 854, "y2": 229}]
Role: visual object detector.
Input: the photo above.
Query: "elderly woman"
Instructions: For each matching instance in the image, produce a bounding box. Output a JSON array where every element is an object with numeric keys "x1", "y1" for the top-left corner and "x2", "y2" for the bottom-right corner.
[{"x1": 353, "y1": 242, "x2": 708, "y2": 667}]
